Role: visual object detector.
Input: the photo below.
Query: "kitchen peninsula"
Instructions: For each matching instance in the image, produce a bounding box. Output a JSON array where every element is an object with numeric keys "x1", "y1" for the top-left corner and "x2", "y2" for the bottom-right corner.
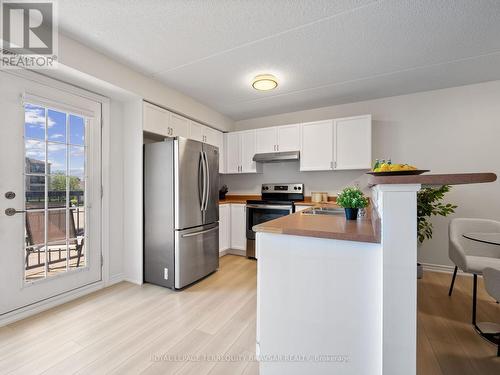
[{"x1": 254, "y1": 173, "x2": 497, "y2": 375}]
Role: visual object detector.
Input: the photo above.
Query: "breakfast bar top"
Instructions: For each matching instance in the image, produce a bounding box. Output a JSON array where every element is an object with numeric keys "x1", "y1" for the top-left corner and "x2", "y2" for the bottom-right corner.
[
  {"x1": 368, "y1": 172, "x2": 496, "y2": 187},
  {"x1": 253, "y1": 204, "x2": 381, "y2": 243}
]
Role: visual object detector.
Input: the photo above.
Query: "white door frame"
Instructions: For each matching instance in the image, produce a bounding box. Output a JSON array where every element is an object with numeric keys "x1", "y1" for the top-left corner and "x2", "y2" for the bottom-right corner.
[{"x1": 0, "y1": 68, "x2": 113, "y2": 326}]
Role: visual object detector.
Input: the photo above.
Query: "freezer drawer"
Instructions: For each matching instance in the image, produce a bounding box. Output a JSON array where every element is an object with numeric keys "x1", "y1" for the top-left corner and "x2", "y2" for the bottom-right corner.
[{"x1": 174, "y1": 223, "x2": 219, "y2": 289}]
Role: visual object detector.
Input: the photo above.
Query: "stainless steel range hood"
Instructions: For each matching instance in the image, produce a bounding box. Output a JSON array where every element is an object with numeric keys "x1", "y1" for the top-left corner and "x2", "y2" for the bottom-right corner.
[{"x1": 252, "y1": 151, "x2": 300, "y2": 163}]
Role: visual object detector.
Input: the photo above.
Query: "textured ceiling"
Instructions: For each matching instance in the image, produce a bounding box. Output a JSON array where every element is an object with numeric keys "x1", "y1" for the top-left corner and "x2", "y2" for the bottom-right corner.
[{"x1": 58, "y1": 0, "x2": 500, "y2": 120}]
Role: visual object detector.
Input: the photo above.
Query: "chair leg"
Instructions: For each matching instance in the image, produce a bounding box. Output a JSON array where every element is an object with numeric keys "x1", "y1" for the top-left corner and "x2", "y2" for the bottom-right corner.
[
  {"x1": 472, "y1": 274, "x2": 478, "y2": 327},
  {"x1": 76, "y1": 245, "x2": 82, "y2": 267},
  {"x1": 448, "y1": 266, "x2": 458, "y2": 296}
]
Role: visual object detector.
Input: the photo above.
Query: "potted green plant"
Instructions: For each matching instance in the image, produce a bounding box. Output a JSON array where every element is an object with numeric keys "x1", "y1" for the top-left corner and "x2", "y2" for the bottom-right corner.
[
  {"x1": 416, "y1": 185, "x2": 457, "y2": 278},
  {"x1": 336, "y1": 187, "x2": 369, "y2": 220}
]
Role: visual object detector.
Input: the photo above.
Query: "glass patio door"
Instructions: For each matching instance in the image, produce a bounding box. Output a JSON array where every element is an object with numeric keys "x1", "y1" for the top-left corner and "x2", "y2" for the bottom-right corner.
[{"x1": 0, "y1": 71, "x2": 102, "y2": 315}]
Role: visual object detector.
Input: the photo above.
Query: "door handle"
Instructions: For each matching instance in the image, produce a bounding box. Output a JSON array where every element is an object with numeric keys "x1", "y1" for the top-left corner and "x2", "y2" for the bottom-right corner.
[
  {"x1": 181, "y1": 225, "x2": 219, "y2": 238},
  {"x1": 203, "y1": 151, "x2": 210, "y2": 210},
  {"x1": 5, "y1": 208, "x2": 26, "y2": 216},
  {"x1": 200, "y1": 151, "x2": 207, "y2": 211}
]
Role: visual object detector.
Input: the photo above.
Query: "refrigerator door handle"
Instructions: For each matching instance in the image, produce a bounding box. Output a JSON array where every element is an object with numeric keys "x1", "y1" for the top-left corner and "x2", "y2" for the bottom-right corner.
[
  {"x1": 181, "y1": 225, "x2": 219, "y2": 238},
  {"x1": 200, "y1": 151, "x2": 207, "y2": 211},
  {"x1": 203, "y1": 151, "x2": 210, "y2": 211}
]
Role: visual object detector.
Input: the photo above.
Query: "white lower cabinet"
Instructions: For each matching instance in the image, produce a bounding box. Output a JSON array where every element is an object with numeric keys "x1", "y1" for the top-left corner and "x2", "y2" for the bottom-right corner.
[
  {"x1": 219, "y1": 204, "x2": 230, "y2": 253},
  {"x1": 295, "y1": 205, "x2": 312, "y2": 212},
  {"x1": 230, "y1": 204, "x2": 247, "y2": 251}
]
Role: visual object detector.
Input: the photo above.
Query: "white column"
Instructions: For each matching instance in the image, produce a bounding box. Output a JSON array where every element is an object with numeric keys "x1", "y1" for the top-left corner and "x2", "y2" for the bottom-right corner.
[{"x1": 372, "y1": 184, "x2": 421, "y2": 375}]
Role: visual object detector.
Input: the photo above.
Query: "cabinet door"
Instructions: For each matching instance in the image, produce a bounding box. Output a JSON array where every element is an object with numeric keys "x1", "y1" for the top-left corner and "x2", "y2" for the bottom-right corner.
[
  {"x1": 277, "y1": 124, "x2": 300, "y2": 152},
  {"x1": 209, "y1": 130, "x2": 225, "y2": 173},
  {"x1": 143, "y1": 102, "x2": 170, "y2": 136},
  {"x1": 219, "y1": 204, "x2": 230, "y2": 252},
  {"x1": 255, "y1": 127, "x2": 277, "y2": 153},
  {"x1": 224, "y1": 132, "x2": 240, "y2": 174},
  {"x1": 170, "y1": 113, "x2": 189, "y2": 138},
  {"x1": 334, "y1": 115, "x2": 371, "y2": 170},
  {"x1": 189, "y1": 121, "x2": 204, "y2": 142},
  {"x1": 300, "y1": 120, "x2": 333, "y2": 171},
  {"x1": 295, "y1": 205, "x2": 312, "y2": 212},
  {"x1": 230, "y1": 204, "x2": 246, "y2": 251},
  {"x1": 240, "y1": 130, "x2": 257, "y2": 173},
  {"x1": 203, "y1": 126, "x2": 219, "y2": 146}
]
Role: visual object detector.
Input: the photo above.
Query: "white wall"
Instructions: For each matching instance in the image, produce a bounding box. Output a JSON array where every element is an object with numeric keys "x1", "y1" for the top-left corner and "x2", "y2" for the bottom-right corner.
[
  {"x1": 122, "y1": 99, "x2": 144, "y2": 284},
  {"x1": 107, "y1": 100, "x2": 125, "y2": 280},
  {"x1": 227, "y1": 81, "x2": 500, "y2": 268}
]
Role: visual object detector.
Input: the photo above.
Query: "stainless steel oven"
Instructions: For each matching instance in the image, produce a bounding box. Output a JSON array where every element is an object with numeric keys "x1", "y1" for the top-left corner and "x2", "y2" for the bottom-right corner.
[{"x1": 246, "y1": 183, "x2": 304, "y2": 258}]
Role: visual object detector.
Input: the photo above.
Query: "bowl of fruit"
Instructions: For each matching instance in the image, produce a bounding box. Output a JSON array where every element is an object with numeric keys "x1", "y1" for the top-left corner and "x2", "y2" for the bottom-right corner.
[{"x1": 367, "y1": 159, "x2": 429, "y2": 176}]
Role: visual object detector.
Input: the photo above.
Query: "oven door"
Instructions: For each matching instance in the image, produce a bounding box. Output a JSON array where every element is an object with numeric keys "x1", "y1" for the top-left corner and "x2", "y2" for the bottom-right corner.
[{"x1": 246, "y1": 204, "x2": 294, "y2": 240}]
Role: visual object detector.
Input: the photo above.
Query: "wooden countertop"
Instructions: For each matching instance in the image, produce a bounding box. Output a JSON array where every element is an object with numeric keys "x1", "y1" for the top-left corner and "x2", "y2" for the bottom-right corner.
[
  {"x1": 253, "y1": 204, "x2": 381, "y2": 243},
  {"x1": 368, "y1": 172, "x2": 497, "y2": 187},
  {"x1": 219, "y1": 195, "x2": 337, "y2": 205}
]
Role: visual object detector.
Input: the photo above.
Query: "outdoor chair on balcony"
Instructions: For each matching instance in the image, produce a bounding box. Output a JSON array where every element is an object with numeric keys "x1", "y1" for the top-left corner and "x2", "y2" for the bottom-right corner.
[{"x1": 25, "y1": 209, "x2": 84, "y2": 271}]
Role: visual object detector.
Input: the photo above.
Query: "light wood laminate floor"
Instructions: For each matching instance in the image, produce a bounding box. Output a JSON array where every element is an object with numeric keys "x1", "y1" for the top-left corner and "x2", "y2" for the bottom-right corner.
[{"x1": 0, "y1": 255, "x2": 499, "y2": 374}]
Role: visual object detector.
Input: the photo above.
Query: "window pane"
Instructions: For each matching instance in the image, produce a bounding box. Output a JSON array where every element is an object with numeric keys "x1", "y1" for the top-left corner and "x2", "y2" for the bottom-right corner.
[
  {"x1": 69, "y1": 115, "x2": 85, "y2": 145},
  {"x1": 48, "y1": 175, "x2": 67, "y2": 209},
  {"x1": 25, "y1": 140, "x2": 46, "y2": 174},
  {"x1": 25, "y1": 246, "x2": 45, "y2": 281},
  {"x1": 47, "y1": 209, "x2": 66, "y2": 244},
  {"x1": 24, "y1": 104, "x2": 45, "y2": 140},
  {"x1": 47, "y1": 109, "x2": 66, "y2": 142},
  {"x1": 47, "y1": 143, "x2": 67, "y2": 175},
  {"x1": 25, "y1": 211, "x2": 45, "y2": 247},
  {"x1": 47, "y1": 242, "x2": 68, "y2": 277},
  {"x1": 69, "y1": 208, "x2": 85, "y2": 238},
  {"x1": 70, "y1": 184, "x2": 85, "y2": 208},
  {"x1": 69, "y1": 146, "x2": 85, "y2": 179},
  {"x1": 25, "y1": 175, "x2": 45, "y2": 209},
  {"x1": 69, "y1": 239, "x2": 85, "y2": 270}
]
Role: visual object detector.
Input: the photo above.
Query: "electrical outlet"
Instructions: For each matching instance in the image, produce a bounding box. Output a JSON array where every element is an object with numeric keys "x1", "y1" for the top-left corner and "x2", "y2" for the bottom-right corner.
[{"x1": 164, "y1": 268, "x2": 168, "y2": 280}]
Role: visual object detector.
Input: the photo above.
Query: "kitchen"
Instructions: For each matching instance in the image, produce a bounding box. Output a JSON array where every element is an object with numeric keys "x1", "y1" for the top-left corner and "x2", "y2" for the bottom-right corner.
[{"x1": 1, "y1": 2, "x2": 500, "y2": 375}]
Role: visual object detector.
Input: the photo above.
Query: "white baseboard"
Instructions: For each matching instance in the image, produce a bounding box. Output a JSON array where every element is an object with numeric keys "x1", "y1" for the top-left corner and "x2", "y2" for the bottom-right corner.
[
  {"x1": 421, "y1": 262, "x2": 474, "y2": 277},
  {"x1": 219, "y1": 249, "x2": 247, "y2": 257},
  {"x1": 107, "y1": 273, "x2": 125, "y2": 286},
  {"x1": 0, "y1": 281, "x2": 104, "y2": 327}
]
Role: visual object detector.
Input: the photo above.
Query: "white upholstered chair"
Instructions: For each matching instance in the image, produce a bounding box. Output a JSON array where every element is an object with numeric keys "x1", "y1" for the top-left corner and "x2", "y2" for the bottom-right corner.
[
  {"x1": 448, "y1": 218, "x2": 500, "y2": 326},
  {"x1": 482, "y1": 267, "x2": 500, "y2": 356}
]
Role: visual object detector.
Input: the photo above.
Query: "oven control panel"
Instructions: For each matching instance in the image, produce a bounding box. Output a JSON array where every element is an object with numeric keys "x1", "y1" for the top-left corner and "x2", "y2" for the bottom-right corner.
[{"x1": 261, "y1": 183, "x2": 304, "y2": 193}]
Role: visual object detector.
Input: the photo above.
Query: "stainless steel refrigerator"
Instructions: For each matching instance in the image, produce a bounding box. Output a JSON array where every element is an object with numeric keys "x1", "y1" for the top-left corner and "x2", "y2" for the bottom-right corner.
[{"x1": 144, "y1": 137, "x2": 219, "y2": 289}]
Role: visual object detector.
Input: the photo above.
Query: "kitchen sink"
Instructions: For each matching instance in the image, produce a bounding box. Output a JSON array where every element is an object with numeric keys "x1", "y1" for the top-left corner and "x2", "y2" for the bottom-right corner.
[{"x1": 300, "y1": 207, "x2": 344, "y2": 216}]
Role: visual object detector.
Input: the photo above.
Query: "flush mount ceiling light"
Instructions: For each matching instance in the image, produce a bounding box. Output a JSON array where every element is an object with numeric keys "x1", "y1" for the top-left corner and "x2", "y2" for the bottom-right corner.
[{"x1": 252, "y1": 74, "x2": 278, "y2": 91}]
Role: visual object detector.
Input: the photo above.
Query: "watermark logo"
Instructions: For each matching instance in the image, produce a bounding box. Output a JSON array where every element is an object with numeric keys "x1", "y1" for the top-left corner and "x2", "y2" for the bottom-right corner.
[{"x1": 1, "y1": 0, "x2": 58, "y2": 69}]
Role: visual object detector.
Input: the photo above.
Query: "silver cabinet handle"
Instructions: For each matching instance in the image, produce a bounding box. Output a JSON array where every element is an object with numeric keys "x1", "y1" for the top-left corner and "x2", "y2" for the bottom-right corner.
[
  {"x1": 181, "y1": 225, "x2": 219, "y2": 238},
  {"x1": 5, "y1": 208, "x2": 26, "y2": 216}
]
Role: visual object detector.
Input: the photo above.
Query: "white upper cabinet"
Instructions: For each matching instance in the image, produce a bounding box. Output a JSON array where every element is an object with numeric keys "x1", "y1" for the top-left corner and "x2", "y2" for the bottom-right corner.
[
  {"x1": 225, "y1": 132, "x2": 240, "y2": 174},
  {"x1": 203, "y1": 126, "x2": 220, "y2": 147},
  {"x1": 240, "y1": 130, "x2": 258, "y2": 173},
  {"x1": 205, "y1": 127, "x2": 225, "y2": 173},
  {"x1": 256, "y1": 127, "x2": 277, "y2": 153},
  {"x1": 255, "y1": 124, "x2": 300, "y2": 153},
  {"x1": 169, "y1": 113, "x2": 189, "y2": 138},
  {"x1": 277, "y1": 124, "x2": 300, "y2": 152},
  {"x1": 334, "y1": 115, "x2": 372, "y2": 170},
  {"x1": 189, "y1": 120, "x2": 204, "y2": 142},
  {"x1": 300, "y1": 120, "x2": 334, "y2": 171},
  {"x1": 143, "y1": 102, "x2": 170, "y2": 136},
  {"x1": 224, "y1": 130, "x2": 260, "y2": 174}
]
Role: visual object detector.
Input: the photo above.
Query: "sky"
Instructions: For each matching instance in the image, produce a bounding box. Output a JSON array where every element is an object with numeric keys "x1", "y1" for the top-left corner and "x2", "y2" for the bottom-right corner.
[{"x1": 24, "y1": 104, "x2": 85, "y2": 179}]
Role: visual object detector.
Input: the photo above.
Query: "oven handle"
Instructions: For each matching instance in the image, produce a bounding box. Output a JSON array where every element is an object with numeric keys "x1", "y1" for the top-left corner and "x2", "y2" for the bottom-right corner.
[{"x1": 246, "y1": 204, "x2": 293, "y2": 211}]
